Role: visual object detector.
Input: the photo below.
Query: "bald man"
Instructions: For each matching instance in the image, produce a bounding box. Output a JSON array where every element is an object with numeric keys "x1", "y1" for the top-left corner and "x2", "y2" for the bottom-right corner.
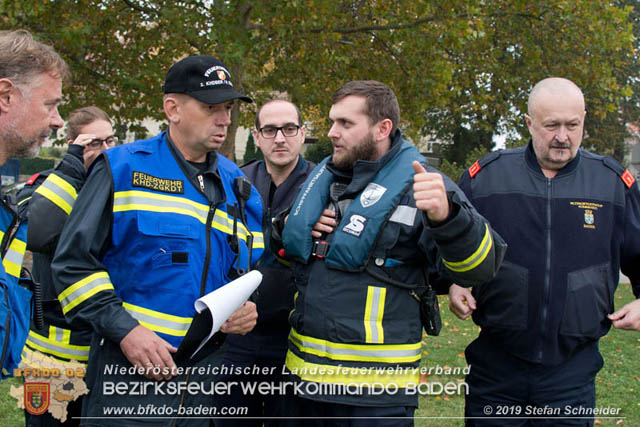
[{"x1": 450, "y1": 77, "x2": 640, "y2": 425}]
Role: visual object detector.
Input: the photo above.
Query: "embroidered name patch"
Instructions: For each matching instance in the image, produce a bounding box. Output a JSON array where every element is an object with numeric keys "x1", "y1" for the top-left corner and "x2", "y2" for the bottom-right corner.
[
  {"x1": 569, "y1": 201, "x2": 603, "y2": 230},
  {"x1": 132, "y1": 171, "x2": 184, "y2": 194}
]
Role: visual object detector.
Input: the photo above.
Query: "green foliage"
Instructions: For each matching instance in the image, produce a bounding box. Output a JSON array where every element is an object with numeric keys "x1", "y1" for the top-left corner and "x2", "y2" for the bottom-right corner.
[
  {"x1": 242, "y1": 133, "x2": 261, "y2": 164},
  {"x1": 2, "y1": 0, "x2": 638, "y2": 161},
  {"x1": 19, "y1": 157, "x2": 55, "y2": 175},
  {"x1": 38, "y1": 146, "x2": 65, "y2": 159},
  {"x1": 438, "y1": 145, "x2": 490, "y2": 183},
  {"x1": 304, "y1": 138, "x2": 333, "y2": 164}
]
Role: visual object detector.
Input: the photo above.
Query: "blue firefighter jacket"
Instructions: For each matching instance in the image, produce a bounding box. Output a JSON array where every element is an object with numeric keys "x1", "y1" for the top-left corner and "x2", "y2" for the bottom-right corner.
[
  {"x1": 0, "y1": 196, "x2": 30, "y2": 379},
  {"x1": 56, "y1": 133, "x2": 265, "y2": 349}
]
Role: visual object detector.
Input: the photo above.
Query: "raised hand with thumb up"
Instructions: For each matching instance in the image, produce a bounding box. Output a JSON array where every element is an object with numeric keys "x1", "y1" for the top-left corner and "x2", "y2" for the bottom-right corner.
[{"x1": 412, "y1": 161, "x2": 450, "y2": 223}]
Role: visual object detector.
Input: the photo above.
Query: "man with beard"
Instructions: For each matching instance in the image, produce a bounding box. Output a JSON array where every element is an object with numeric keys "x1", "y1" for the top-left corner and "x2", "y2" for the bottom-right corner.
[
  {"x1": 273, "y1": 80, "x2": 506, "y2": 425},
  {"x1": 449, "y1": 77, "x2": 640, "y2": 425},
  {"x1": 0, "y1": 29, "x2": 68, "y2": 379}
]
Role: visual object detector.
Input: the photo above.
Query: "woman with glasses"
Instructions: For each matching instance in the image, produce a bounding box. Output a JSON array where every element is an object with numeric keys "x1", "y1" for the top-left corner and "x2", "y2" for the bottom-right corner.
[
  {"x1": 17, "y1": 106, "x2": 116, "y2": 427},
  {"x1": 65, "y1": 106, "x2": 118, "y2": 170}
]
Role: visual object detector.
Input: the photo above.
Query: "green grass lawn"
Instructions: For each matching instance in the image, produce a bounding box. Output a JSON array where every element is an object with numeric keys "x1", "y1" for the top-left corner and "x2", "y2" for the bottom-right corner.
[
  {"x1": 1, "y1": 284, "x2": 637, "y2": 426},
  {"x1": 415, "y1": 282, "x2": 639, "y2": 426}
]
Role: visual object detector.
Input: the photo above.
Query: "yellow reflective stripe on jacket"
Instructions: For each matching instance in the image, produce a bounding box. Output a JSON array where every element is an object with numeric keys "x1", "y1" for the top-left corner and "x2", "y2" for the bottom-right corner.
[
  {"x1": 364, "y1": 286, "x2": 386, "y2": 344},
  {"x1": 123, "y1": 302, "x2": 191, "y2": 337},
  {"x1": 2, "y1": 236, "x2": 26, "y2": 278},
  {"x1": 442, "y1": 223, "x2": 493, "y2": 273},
  {"x1": 34, "y1": 174, "x2": 78, "y2": 215},
  {"x1": 285, "y1": 351, "x2": 419, "y2": 387},
  {"x1": 113, "y1": 190, "x2": 264, "y2": 249},
  {"x1": 49, "y1": 325, "x2": 71, "y2": 344},
  {"x1": 289, "y1": 328, "x2": 421, "y2": 364},
  {"x1": 59, "y1": 272, "x2": 114, "y2": 314},
  {"x1": 24, "y1": 330, "x2": 90, "y2": 361}
]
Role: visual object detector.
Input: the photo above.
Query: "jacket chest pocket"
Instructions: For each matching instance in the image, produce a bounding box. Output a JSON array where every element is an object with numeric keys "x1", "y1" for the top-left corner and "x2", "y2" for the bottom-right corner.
[
  {"x1": 137, "y1": 213, "x2": 198, "y2": 270},
  {"x1": 560, "y1": 263, "x2": 612, "y2": 339}
]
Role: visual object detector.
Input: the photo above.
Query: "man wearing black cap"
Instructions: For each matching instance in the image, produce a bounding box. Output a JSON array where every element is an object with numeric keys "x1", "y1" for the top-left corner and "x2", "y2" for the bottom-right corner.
[{"x1": 51, "y1": 55, "x2": 265, "y2": 426}]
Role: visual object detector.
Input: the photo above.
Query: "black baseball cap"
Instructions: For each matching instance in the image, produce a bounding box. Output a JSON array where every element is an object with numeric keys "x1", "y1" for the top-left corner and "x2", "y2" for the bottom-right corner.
[{"x1": 162, "y1": 55, "x2": 252, "y2": 104}]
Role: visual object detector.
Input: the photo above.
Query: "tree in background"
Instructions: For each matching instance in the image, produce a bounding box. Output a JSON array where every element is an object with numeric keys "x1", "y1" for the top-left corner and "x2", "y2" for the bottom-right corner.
[
  {"x1": 303, "y1": 138, "x2": 333, "y2": 165},
  {"x1": 2, "y1": 0, "x2": 638, "y2": 163},
  {"x1": 242, "y1": 132, "x2": 263, "y2": 165}
]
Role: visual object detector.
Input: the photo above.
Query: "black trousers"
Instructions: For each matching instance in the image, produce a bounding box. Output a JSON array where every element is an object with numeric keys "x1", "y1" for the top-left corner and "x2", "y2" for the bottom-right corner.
[
  {"x1": 464, "y1": 335, "x2": 603, "y2": 426},
  {"x1": 212, "y1": 332, "x2": 296, "y2": 427},
  {"x1": 79, "y1": 334, "x2": 223, "y2": 427},
  {"x1": 291, "y1": 396, "x2": 415, "y2": 427}
]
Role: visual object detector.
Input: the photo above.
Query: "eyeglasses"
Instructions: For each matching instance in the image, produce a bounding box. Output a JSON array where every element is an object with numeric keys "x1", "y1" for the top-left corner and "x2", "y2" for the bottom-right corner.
[
  {"x1": 258, "y1": 124, "x2": 300, "y2": 139},
  {"x1": 87, "y1": 136, "x2": 118, "y2": 148}
]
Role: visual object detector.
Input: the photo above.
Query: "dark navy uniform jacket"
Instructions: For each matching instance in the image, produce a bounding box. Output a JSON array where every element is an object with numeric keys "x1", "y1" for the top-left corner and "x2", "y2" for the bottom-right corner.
[{"x1": 459, "y1": 142, "x2": 640, "y2": 366}]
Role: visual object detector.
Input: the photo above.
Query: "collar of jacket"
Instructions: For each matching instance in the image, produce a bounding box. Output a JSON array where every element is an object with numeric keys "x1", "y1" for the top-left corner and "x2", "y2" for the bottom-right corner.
[
  {"x1": 326, "y1": 130, "x2": 404, "y2": 199},
  {"x1": 164, "y1": 130, "x2": 221, "y2": 180},
  {"x1": 525, "y1": 139, "x2": 581, "y2": 178},
  {"x1": 256, "y1": 154, "x2": 309, "y2": 181}
]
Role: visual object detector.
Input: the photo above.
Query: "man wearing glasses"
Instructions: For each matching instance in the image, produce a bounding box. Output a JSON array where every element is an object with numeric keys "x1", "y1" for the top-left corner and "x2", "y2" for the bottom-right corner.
[{"x1": 215, "y1": 99, "x2": 315, "y2": 426}]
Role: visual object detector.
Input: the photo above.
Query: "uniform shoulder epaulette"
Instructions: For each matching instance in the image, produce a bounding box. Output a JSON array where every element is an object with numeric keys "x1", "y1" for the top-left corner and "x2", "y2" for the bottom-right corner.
[
  {"x1": 602, "y1": 156, "x2": 636, "y2": 189},
  {"x1": 468, "y1": 151, "x2": 501, "y2": 179}
]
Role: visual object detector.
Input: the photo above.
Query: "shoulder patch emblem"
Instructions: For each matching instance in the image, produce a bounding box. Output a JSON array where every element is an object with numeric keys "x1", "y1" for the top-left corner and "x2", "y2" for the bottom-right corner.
[
  {"x1": 132, "y1": 171, "x2": 184, "y2": 194},
  {"x1": 468, "y1": 161, "x2": 481, "y2": 178},
  {"x1": 621, "y1": 169, "x2": 635, "y2": 189}
]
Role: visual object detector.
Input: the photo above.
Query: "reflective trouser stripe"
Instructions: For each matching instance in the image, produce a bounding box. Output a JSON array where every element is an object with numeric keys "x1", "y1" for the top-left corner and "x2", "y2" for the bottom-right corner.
[
  {"x1": 289, "y1": 328, "x2": 421, "y2": 363},
  {"x1": 24, "y1": 330, "x2": 90, "y2": 361},
  {"x1": 34, "y1": 174, "x2": 78, "y2": 215},
  {"x1": 285, "y1": 351, "x2": 419, "y2": 387},
  {"x1": 59, "y1": 272, "x2": 114, "y2": 314},
  {"x1": 123, "y1": 302, "x2": 191, "y2": 337},
  {"x1": 2, "y1": 237, "x2": 25, "y2": 278},
  {"x1": 364, "y1": 286, "x2": 386, "y2": 344},
  {"x1": 443, "y1": 223, "x2": 493, "y2": 272},
  {"x1": 113, "y1": 190, "x2": 264, "y2": 249}
]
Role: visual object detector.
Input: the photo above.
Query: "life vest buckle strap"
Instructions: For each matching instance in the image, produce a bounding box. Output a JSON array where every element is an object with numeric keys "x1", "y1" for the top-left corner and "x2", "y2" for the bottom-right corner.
[{"x1": 312, "y1": 240, "x2": 329, "y2": 259}]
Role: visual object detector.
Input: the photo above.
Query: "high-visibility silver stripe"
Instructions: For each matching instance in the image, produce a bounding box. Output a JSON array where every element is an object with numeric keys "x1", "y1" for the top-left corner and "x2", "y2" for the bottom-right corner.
[
  {"x1": 3, "y1": 245, "x2": 25, "y2": 267},
  {"x1": 368, "y1": 287, "x2": 383, "y2": 343},
  {"x1": 26, "y1": 334, "x2": 89, "y2": 358},
  {"x1": 114, "y1": 194, "x2": 244, "y2": 234},
  {"x1": 114, "y1": 193, "x2": 209, "y2": 219},
  {"x1": 289, "y1": 333, "x2": 419, "y2": 359},
  {"x1": 252, "y1": 234, "x2": 264, "y2": 246},
  {"x1": 53, "y1": 327, "x2": 63, "y2": 343},
  {"x1": 39, "y1": 177, "x2": 76, "y2": 208},
  {"x1": 60, "y1": 275, "x2": 112, "y2": 310},
  {"x1": 125, "y1": 307, "x2": 191, "y2": 335},
  {"x1": 389, "y1": 205, "x2": 417, "y2": 227},
  {"x1": 114, "y1": 193, "x2": 262, "y2": 244}
]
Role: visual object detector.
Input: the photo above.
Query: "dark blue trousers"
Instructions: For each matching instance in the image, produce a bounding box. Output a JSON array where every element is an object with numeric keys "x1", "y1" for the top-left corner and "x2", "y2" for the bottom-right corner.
[
  {"x1": 292, "y1": 396, "x2": 415, "y2": 427},
  {"x1": 464, "y1": 335, "x2": 603, "y2": 426}
]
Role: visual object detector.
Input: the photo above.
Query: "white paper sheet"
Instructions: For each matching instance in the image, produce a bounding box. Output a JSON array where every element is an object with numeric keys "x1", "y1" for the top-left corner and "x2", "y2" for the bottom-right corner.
[{"x1": 191, "y1": 270, "x2": 263, "y2": 356}]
